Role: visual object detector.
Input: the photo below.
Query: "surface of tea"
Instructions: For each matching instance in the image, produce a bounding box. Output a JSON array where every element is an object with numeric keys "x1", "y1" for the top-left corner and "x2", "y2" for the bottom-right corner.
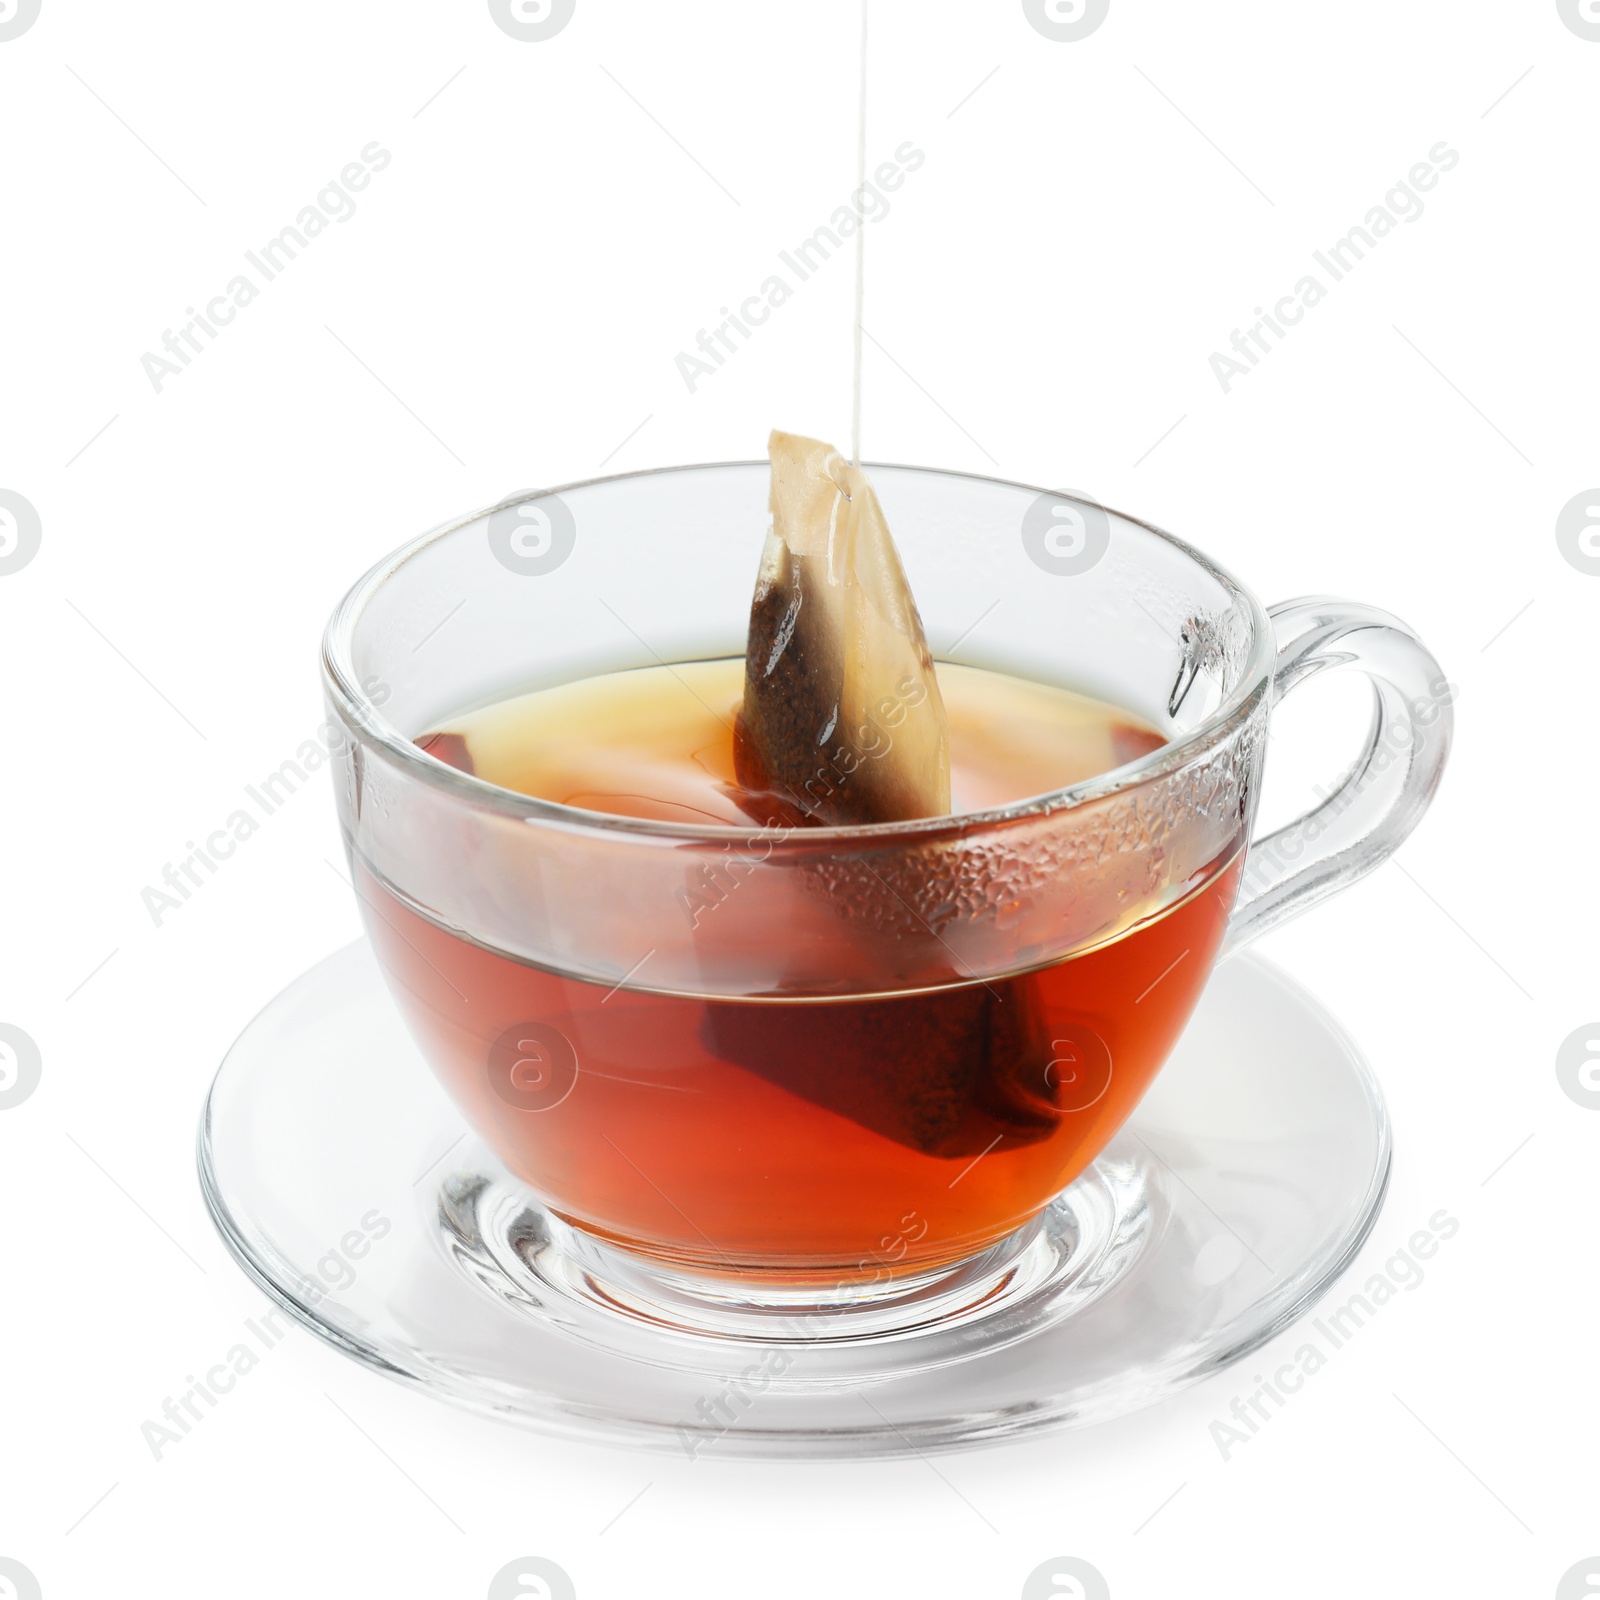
[
  {"x1": 358, "y1": 661, "x2": 1242, "y2": 1278},
  {"x1": 418, "y1": 657, "x2": 1168, "y2": 823}
]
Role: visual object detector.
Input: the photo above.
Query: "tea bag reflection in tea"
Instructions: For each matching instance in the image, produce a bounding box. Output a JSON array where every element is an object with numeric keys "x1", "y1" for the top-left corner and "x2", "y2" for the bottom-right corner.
[{"x1": 735, "y1": 430, "x2": 950, "y2": 826}]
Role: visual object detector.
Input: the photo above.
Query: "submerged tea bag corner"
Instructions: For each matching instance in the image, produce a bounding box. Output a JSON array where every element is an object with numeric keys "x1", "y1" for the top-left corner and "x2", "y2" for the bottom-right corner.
[{"x1": 737, "y1": 429, "x2": 951, "y2": 826}]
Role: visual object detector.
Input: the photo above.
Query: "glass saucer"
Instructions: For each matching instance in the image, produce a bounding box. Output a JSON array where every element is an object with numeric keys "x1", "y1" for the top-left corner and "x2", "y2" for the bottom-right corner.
[{"x1": 197, "y1": 939, "x2": 1389, "y2": 1459}]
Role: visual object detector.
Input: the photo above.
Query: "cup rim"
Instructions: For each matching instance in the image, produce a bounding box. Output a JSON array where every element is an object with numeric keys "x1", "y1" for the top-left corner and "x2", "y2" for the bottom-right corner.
[{"x1": 321, "y1": 459, "x2": 1274, "y2": 844}]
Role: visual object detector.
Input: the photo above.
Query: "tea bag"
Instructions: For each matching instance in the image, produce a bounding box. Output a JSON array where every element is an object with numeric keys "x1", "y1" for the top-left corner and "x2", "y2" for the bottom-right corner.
[
  {"x1": 701, "y1": 981, "x2": 1059, "y2": 1159},
  {"x1": 706, "y1": 431, "x2": 1061, "y2": 1159},
  {"x1": 736, "y1": 430, "x2": 950, "y2": 826}
]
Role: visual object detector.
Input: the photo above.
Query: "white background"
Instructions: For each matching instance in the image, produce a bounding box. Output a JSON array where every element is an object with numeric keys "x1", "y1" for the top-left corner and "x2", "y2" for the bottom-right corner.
[{"x1": 2, "y1": 1, "x2": 1595, "y2": 1595}]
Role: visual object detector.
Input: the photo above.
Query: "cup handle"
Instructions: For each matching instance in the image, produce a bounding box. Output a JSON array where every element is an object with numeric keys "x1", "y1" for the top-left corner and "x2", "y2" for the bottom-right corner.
[{"x1": 1223, "y1": 597, "x2": 1454, "y2": 956}]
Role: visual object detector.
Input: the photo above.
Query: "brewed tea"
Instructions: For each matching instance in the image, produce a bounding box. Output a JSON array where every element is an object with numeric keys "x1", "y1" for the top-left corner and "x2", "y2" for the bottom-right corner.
[{"x1": 358, "y1": 659, "x2": 1242, "y2": 1277}]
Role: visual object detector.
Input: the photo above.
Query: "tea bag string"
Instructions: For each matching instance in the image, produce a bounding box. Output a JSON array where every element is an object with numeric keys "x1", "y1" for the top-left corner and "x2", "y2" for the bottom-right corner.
[{"x1": 850, "y1": 0, "x2": 868, "y2": 469}]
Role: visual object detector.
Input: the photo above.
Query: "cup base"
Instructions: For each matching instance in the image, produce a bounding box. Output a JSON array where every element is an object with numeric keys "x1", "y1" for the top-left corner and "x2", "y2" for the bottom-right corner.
[
  {"x1": 442, "y1": 1154, "x2": 1148, "y2": 1363},
  {"x1": 199, "y1": 938, "x2": 1390, "y2": 1457}
]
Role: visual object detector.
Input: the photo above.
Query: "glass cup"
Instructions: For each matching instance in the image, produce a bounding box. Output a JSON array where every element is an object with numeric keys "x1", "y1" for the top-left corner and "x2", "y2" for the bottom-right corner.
[{"x1": 321, "y1": 464, "x2": 1451, "y2": 1326}]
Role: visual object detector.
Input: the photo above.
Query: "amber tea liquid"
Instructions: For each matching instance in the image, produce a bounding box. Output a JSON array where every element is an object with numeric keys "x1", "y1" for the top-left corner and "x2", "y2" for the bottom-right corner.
[{"x1": 358, "y1": 661, "x2": 1242, "y2": 1277}]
